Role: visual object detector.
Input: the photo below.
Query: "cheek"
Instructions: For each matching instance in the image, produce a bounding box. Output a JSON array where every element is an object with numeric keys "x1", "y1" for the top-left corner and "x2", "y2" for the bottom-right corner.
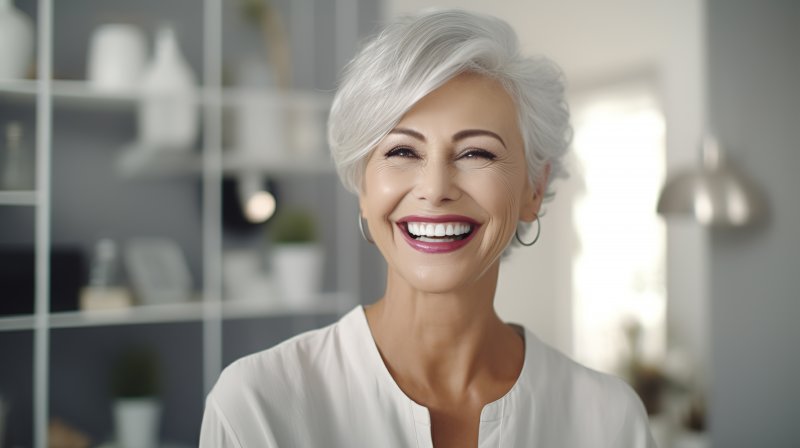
[
  {"x1": 469, "y1": 164, "x2": 525, "y2": 217},
  {"x1": 464, "y1": 165, "x2": 526, "y2": 249},
  {"x1": 362, "y1": 165, "x2": 413, "y2": 220}
]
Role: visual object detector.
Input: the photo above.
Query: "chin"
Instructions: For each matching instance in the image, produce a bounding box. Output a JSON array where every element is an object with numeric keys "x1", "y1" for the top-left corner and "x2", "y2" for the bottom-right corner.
[{"x1": 401, "y1": 265, "x2": 484, "y2": 295}]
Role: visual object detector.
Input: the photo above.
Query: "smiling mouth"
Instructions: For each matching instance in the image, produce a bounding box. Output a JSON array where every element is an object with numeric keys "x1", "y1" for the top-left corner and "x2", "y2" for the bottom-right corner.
[{"x1": 401, "y1": 221, "x2": 474, "y2": 243}]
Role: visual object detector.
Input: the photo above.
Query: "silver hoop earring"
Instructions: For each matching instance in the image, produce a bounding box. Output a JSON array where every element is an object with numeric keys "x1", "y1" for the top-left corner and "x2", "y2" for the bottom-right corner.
[
  {"x1": 358, "y1": 213, "x2": 374, "y2": 244},
  {"x1": 515, "y1": 215, "x2": 541, "y2": 247}
]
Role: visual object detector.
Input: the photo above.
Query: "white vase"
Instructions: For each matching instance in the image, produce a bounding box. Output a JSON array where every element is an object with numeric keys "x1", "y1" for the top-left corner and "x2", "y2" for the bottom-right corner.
[
  {"x1": 138, "y1": 26, "x2": 198, "y2": 151},
  {"x1": 87, "y1": 24, "x2": 147, "y2": 91},
  {"x1": 234, "y1": 57, "x2": 287, "y2": 162},
  {"x1": 114, "y1": 397, "x2": 161, "y2": 448},
  {"x1": 0, "y1": 0, "x2": 34, "y2": 80},
  {"x1": 272, "y1": 244, "x2": 323, "y2": 307}
]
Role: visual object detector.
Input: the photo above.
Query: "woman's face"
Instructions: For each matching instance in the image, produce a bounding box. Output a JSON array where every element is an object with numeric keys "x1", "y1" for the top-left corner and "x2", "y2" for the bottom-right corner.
[{"x1": 360, "y1": 73, "x2": 546, "y2": 294}]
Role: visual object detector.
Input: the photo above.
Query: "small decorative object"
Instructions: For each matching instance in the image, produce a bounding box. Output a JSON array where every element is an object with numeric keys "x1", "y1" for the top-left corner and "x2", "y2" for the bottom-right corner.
[
  {"x1": 0, "y1": 0, "x2": 34, "y2": 80},
  {"x1": 86, "y1": 24, "x2": 147, "y2": 91},
  {"x1": 233, "y1": 56, "x2": 287, "y2": 162},
  {"x1": 673, "y1": 396, "x2": 709, "y2": 448},
  {"x1": 138, "y1": 26, "x2": 198, "y2": 150},
  {"x1": 124, "y1": 237, "x2": 192, "y2": 305},
  {"x1": 288, "y1": 94, "x2": 325, "y2": 161},
  {"x1": 622, "y1": 320, "x2": 670, "y2": 415},
  {"x1": 111, "y1": 346, "x2": 161, "y2": 448},
  {"x1": 270, "y1": 208, "x2": 324, "y2": 306},
  {"x1": 237, "y1": 0, "x2": 292, "y2": 89},
  {"x1": 48, "y1": 418, "x2": 91, "y2": 448},
  {"x1": 223, "y1": 249, "x2": 277, "y2": 303},
  {"x1": 79, "y1": 238, "x2": 132, "y2": 311},
  {"x1": 1, "y1": 121, "x2": 35, "y2": 190},
  {"x1": 234, "y1": 0, "x2": 293, "y2": 162}
]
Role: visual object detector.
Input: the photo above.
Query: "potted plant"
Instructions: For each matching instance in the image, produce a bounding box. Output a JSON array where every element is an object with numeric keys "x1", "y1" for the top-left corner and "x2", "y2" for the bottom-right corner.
[
  {"x1": 269, "y1": 208, "x2": 324, "y2": 306},
  {"x1": 110, "y1": 346, "x2": 161, "y2": 448}
]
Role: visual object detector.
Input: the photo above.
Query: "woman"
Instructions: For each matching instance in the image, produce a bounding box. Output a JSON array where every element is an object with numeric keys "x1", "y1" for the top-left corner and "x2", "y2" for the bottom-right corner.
[{"x1": 201, "y1": 9, "x2": 655, "y2": 447}]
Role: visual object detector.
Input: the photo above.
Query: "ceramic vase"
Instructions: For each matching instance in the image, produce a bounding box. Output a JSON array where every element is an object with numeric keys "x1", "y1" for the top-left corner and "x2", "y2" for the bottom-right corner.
[
  {"x1": 272, "y1": 244, "x2": 323, "y2": 307},
  {"x1": 0, "y1": 0, "x2": 34, "y2": 80},
  {"x1": 234, "y1": 56, "x2": 286, "y2": 162},
  {"x1": 114, "y1": 397, "x2": 161, "y2": 448},
  {"x1": 138, "y1": 27, "x2": 198, "y2": 150},
  {"x1": 87, "y1": 24, "x2": 147, "y2": 91},
  {"x1": 289, "y1": 95, "x2": 324, "y2": 160}
]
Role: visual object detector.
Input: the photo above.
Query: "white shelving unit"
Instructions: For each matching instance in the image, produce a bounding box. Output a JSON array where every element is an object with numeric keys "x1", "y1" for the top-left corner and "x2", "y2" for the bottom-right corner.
[
  {"x1": 0, "y1": 0, "x2": 363, "y2": 446},
  {"x1": 0, "y1": 190, "x2": 37, "y2": 205},
  {"x1": 0, "y1": 294, "x2": 353, "y2": 332}
]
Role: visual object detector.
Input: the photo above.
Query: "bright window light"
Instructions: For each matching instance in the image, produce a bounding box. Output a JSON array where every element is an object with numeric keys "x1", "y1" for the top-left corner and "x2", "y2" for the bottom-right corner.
[{"x1": 571, "y1": 84, "x2": 667, "y2": 374}]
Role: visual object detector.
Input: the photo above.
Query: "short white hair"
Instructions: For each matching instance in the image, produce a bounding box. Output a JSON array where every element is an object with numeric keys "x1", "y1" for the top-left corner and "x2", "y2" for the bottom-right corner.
[{"x1": 328, "y1": 9, "x2": 571, "y2": 200}]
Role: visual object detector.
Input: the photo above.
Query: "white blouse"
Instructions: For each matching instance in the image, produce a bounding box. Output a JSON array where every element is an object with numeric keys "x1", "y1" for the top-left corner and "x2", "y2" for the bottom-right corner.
[{"x1": 200, "y1": 306, "x2": 656, "y2": 447}]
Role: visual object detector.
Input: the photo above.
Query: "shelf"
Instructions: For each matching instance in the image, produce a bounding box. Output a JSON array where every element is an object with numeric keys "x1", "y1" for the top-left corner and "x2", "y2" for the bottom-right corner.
[
  {"x1": 0, "y1": 190, "x2": 37, "y2": 206},
  {"x1": 0, "y1": 293, "x2": 354, "y2": 332},
  {"x1": 0, "y1": 79, "x2": 141, "y2": 110},
  {"x1": 0, "y1": 314, "x2": 36, "y2": 332},
  {"x1": 116, "y1": 144, "x2": 335, "y2": 178},
  {"x1": 0, "y1": 79, "x2": 332, "y2": 110}
]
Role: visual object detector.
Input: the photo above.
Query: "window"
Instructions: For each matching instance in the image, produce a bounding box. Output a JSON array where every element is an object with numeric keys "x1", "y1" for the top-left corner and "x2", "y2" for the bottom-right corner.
[{"x1": 570, "y1": 83, "x2": 667, "y2": 374}]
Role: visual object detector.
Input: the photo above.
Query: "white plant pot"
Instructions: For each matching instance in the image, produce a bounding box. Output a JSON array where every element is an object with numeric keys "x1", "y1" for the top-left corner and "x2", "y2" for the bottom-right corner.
[
  {"x1": 0, "y1": 0, "x2": 34, "y2": 80},
  {"x1": 272, "y1": 244, "x2": 323, "y2": 307},
  {"x1": 114, "y1": 397, "x2": 161, "y2": 448}
]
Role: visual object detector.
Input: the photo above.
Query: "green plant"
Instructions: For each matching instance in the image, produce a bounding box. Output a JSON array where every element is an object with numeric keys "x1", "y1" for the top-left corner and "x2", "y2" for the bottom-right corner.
[
  {"x1": 269, "y1": 209, "x2": 317, "y2": 244},
  {"x1": 111, "y1": 346, "x2": 160, "y2": 398},
  {"x1": 270, "y1": 209, "x2": 317, "y2": 244}
]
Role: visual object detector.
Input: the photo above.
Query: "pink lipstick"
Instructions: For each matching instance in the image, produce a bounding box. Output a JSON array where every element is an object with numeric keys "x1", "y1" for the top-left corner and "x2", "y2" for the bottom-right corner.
[{"x1": 397, "y1": 215, "x2": 480, "y2": 254}]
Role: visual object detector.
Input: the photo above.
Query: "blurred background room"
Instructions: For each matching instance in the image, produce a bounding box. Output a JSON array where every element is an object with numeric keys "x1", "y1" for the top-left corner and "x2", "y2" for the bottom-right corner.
[{"x1": 0, "y1": 0, "x2": 797, "y2": 447}]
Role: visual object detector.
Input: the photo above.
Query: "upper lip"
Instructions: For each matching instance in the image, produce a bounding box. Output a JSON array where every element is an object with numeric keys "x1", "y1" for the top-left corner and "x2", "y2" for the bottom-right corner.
[{"x1": 397, "y1": 215, "x2": 480, "y2": 225}]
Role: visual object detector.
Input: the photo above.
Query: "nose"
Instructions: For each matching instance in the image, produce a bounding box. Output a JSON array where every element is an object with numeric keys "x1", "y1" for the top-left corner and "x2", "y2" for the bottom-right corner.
[{"x1": 413, "y1": 159, "x2": 461, "y2": 205}]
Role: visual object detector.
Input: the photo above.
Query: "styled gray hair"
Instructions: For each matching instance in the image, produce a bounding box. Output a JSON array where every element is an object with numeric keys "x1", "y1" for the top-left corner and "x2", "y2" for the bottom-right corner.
[{"x1": 328, "y1": 8, "x2": 571, "y2": 201}]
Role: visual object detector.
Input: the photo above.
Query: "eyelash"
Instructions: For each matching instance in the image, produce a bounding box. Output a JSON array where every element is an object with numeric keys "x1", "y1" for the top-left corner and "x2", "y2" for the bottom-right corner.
[
  {"x1": 459, "y1": 148, "x2": 497, "y2": 161},
  {"x1": 385, "y1": 146, "x2": 418, "y2": 159},
  {"x1": 384, "y1": 146, "x2": 497, "y2": 161}
]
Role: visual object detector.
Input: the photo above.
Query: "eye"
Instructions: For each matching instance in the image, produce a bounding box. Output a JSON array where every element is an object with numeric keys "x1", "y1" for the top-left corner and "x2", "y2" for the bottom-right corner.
[
  {"x1": 458, "y1": 148, "x2": 497, "y2": 161},
  {"x1": 385, "y1": 146, "x2": 419, "y2": 159}
]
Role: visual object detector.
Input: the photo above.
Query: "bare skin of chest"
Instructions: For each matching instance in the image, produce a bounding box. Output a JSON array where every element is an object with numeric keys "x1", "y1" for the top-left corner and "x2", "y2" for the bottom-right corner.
[{"x1": 430, "y1": 405, "x2": 483, "y2": 448}]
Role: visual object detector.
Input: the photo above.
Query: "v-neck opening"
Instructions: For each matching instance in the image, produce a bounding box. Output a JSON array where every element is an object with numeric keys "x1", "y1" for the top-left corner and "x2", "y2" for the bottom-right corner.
[{"x1": 352, "y1": 305, "x2": 531, "y2": 439}]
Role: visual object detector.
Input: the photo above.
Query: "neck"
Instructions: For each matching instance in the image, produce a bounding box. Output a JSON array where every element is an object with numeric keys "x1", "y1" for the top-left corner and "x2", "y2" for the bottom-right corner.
[{"x1": 365, "y1": 262, "x2": 523, "y2": 404}]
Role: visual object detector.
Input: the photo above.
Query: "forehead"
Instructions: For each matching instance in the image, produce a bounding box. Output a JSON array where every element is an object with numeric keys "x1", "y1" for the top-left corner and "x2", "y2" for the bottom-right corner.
[{"x1": 395, "y1": 72, "x2": 520, "y2": 137}]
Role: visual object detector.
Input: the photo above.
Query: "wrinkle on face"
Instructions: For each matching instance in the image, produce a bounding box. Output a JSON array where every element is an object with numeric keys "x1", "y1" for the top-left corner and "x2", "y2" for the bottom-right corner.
[{"x1": 359, "y1": 72, "x2": 542, "y2": 294}]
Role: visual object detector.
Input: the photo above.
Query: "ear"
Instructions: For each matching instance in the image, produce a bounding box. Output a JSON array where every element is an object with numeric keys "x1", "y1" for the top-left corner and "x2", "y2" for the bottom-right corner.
[{"x1": 519, "y1": 163, "x2": 551, "y2": 222}]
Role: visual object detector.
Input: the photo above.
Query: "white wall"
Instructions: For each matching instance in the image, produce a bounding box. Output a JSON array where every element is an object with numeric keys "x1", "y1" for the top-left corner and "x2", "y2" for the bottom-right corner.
[{"x1": 383, "y1": 1, "x2": 708, "y2": 368}]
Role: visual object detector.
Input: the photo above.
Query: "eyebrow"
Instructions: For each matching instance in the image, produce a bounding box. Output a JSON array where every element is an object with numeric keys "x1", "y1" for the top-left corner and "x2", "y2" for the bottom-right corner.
[
  {"x1": 453, "y1": 129, "x2": 506, "y2": 148},
  {"x1": 389, "y1": 127, "x2": 507, "y2": 148}
]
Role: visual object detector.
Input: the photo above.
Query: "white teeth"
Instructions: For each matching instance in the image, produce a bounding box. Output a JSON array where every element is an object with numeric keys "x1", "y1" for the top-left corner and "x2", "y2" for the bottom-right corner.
[{"x1": 405, "y1": 221, "x2": 473, "y2": 238}]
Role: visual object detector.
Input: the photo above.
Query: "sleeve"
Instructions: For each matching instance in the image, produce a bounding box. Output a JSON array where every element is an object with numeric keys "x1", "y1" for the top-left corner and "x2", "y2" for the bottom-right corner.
[
  {"x1": 199, "y1": 395, "x2": 245, "y2": 448},
  {"x1": 610, "y1": 382, "x2": 659, "y2": 448},
  {"x1": 199, "y1": 358, "x2": 287, "y2": 448}
]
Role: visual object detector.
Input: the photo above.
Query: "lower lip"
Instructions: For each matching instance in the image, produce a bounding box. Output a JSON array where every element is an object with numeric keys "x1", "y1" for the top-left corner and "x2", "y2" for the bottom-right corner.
[{"x1": 398, "y1": 224, "x2": 478, "y2": 254}]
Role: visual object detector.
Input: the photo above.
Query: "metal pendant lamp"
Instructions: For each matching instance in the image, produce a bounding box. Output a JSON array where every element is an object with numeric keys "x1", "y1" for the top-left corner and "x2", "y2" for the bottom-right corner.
[{"x1": 657, "y1": 135, "x2": 766, "y2": 227}]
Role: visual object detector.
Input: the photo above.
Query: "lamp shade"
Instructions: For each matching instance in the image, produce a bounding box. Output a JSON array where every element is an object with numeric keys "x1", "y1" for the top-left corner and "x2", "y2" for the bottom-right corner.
[{"x1": 657, "y1": 136, "x2": 765, "y2": 227}]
